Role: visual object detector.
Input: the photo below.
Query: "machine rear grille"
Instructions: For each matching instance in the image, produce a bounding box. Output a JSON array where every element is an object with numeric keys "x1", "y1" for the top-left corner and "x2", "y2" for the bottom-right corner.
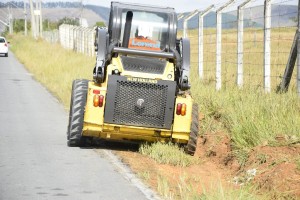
[
  {"x1": 121, "y1": 56, "x2": 166, "y2": 74},
  {"x1": 104, "y1": 75, "x2": 176, "y2": 129}
]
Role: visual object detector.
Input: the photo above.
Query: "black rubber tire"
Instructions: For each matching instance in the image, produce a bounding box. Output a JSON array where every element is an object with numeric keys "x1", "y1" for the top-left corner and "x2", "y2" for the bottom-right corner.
[
  {"x1": 67, "y1": 79, "x2": 91, "y2": 147},
  {"x1": 184, "y1": 103, "x2": 199, "y2": 155},
  {"x1": 5, "y1": 53, "x2": 8, "y2": 57}
]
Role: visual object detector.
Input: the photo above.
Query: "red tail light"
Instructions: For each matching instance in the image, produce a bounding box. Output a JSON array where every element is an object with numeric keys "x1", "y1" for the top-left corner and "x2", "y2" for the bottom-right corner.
[
  {"x1": 99, "y1": 95, "x2": 104, "y2": 107},
  {"x1": 176, "y1": 103, "x2": 182, "y2": 115},
  {"x1": 176, "y1": 103, "x2": 187, "y2": 116},
  {"x1": 93, "y1": 94, "x2": 104, "y2": 107},
  {"x1": 4, "y1": 43, "x2": 7, "y2": 47}
]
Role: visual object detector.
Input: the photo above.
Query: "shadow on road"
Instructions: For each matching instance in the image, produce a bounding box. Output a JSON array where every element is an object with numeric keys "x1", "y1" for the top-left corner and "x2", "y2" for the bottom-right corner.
[{"x1": 80, "y1": 138, "x2": 140, "y2": 152}]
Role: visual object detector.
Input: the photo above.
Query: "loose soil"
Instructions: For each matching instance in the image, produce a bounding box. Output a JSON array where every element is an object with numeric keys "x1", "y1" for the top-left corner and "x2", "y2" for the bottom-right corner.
[{"x1": 112, "y1": 132, "x2": 300, "y2": 199}]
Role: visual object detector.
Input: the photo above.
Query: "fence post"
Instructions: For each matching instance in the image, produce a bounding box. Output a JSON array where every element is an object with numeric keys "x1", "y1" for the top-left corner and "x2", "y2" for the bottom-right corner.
[
  {"x1": 70, "y1": 26, "x2": 74, "y2": 50},
  {"x1": 183, "y1": 10, "x2": 200, "y2": 38},
  {"x1": 237, "y1": 0, "x2": 252, "y2": 88},
  {"x1": 90, "y1": 29, "x2": 95, "y2": 57},
  {"x1": 298, "y1": 0, "x2": 300, "y2": 96},
  {"x1": 178, "y1": 13, "x2": 185, "y2": 20},
  {"x1": 79, "y1": 28, "x2": 82, "y2": 53},
  {"x1": 67, "y1": 25, "x2": 70, "y2": 49},
  {"x1": 198, "y1": 5, "x2": 214, "y2": 79},
  {"x1": 264, "y1": 0, "x2": 272, "y2": 93},
  {"x1": 178, "y1": 14, "x2": 185, "y2": 38},
  {"x1": 183, "y1": 19, "x2": 187, "y2": 38},
  {"x1": 83, "y1": 28, "x2": 87, "y2": 55},
  {"x1": 216, "y1": 0, "x2": 235, "y2": 90}
]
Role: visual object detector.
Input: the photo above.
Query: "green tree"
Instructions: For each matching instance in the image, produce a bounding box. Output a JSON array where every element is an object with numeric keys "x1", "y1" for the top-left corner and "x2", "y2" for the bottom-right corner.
[
  {"x1": 57, "y1": 17, "x2": 79, "y2": 27},
  {"x1": 95, "y1": 21, "x2": 106, "y2": 27},
  {"x1": 2, "y1": 19, "x2": 31, "y2": 35},
  {"x1": 43, "y1": 19, "x2": 59, "y2": 31},
  {"x1": 13, "y1": 19, "x2": 25, "y2": 33}
]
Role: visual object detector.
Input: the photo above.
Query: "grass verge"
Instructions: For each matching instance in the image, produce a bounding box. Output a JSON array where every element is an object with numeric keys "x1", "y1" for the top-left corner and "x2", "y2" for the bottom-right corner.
[
  {"x1": 8, "y1": 34, "x2": 300, "y2": 199},
  {"x1": 8, "y1": 34, "x2": 94, "y2": 110},
  {"x1": 139, "y1": 142, "x2": 199, "y2": 167},
  {"x1": 154, "y1": 174, "x2": 264, "y2": 200}
]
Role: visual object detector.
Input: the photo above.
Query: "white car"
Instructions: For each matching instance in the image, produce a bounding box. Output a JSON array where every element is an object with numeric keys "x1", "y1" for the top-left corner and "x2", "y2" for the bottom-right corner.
[{"x1": 0, "y1": 36, "x2": 9, "y2": 57}]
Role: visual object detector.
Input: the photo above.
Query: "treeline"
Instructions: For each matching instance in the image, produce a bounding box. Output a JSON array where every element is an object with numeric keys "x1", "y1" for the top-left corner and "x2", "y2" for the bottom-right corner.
[
  {"x1": 2, "y1": 17, "x2": 106, "y2": 36},
  {"x1": 2, "y1": 17, "x2": 80, "y2": 35}
]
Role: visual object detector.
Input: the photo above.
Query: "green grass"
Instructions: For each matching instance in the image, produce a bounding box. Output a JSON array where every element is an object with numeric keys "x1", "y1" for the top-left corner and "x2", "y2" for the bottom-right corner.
[
  {"x1": 157, "y1": 175, "x2": 174, "y2": 199},
  {"x1": 190, "y1": 80, "x2": 300, "y2": 149},
  {"x1": 8, "y1": 35, "x2": 94, "y2": 110},
  {"x1": 198, "y1": 183, "x2": 264, "y2": 200},
  {"x1": 156, "y1": 174, "x2": 265, "y2": 200},
  {"x1": 139, "y1": 142, "x2": 198, "y2": 167}
]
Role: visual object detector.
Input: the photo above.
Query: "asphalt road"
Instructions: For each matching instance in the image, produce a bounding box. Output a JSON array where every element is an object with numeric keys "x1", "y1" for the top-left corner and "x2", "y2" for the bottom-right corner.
[{"x1": 0, "y1": 52, "x2": 158, "y2": 200}]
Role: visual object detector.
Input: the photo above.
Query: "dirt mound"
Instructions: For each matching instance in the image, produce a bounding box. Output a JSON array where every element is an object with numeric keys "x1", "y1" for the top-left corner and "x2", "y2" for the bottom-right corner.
[{"x1": 197, "y1": 133, "x2": 300, "y2": 198}]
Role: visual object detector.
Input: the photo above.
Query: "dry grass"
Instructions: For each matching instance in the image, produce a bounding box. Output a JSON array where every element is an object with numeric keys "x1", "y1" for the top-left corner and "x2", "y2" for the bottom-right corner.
[
  {"x1": 8, "y1": 35, "x2": 94, "y2": 110},
  {"x1": 139, "y1": 142, "x2": 199, "y2": 167}
]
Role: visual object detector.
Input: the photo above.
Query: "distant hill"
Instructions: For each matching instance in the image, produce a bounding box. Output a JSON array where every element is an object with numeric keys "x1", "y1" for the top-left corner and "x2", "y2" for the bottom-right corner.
[
  {"x1": 177, "y1": 4, "x2": 297, "y2": 30},
  {"x1": 243, "y1": 4, "x2": 297, "y2": 28},
  {"x1": 84, "y1": 4, "x2": 297, "y2": 30},
  {"x1": 0, "y1": 1, "x2": 81, "y2": 8},
  {"x1": 0, "y1": 7, "x2": 105, "y2": 28},
  {"x1": 85, "y1": 5, "x2": 110, "y2": 24}
]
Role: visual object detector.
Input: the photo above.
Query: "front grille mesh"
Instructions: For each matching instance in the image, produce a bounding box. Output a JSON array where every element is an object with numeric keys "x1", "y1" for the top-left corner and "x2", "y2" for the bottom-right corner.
[
  {"x1": 113, "y1": 81, "x2": 168, "y2": 128},
  {"x1": 121, "y1": 56, "x2": 166, "y2": 74}
]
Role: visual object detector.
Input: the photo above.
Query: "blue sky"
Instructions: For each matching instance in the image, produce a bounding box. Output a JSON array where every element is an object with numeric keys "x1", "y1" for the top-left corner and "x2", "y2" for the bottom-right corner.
[{"x1": 83, "y1": 0, "x2": 215, "y2": 12}]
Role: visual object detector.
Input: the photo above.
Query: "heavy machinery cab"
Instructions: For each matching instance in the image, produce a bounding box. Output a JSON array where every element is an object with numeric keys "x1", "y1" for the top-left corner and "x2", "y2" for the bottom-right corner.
[
  {"x1": 94, "y1": 2, "x2": 190, "y2": 91},
  {"x1": 108, "y1": 2, "x2": 177, "y2": 51}
]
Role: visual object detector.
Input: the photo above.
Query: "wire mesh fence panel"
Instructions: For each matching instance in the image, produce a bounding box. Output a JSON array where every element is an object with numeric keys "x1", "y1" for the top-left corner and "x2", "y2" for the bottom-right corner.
[
  {"x1": 58, "y1": 24, "x2": 95, "y2": 57},
  {"x1": 203, "y1": 13, "x2": 218, "y2": 86},
  {"x1": 242, "y1": 4, "x2": 265, "y2": 90},
  {"x1": 271, "y1": 0, "x2": 298, "y2": 91},
  {"x1": 42, "y1": 30, "x2": 59, "y2": 43},
  {"x1": 183, "y1": 0, "x2": 298, "y2": 94}
]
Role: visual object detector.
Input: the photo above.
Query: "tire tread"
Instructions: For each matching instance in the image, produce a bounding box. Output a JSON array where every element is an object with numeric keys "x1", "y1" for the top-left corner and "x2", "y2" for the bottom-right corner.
[
  {"x1": 184, "y1": 104, "x2": 199, "y2": 155},
  {"x1": 67, "y1": 79, "x2": 90, "y2": 147}
]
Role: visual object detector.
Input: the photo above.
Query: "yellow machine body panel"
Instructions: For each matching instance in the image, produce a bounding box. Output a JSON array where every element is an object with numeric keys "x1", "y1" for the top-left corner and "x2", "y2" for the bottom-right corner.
[
  {"x1": 110, "y1": 56, "x2": 175, "y2": 81},
  {"x1": 82, "y1": 56, "x2": 193, "y2": 144}
]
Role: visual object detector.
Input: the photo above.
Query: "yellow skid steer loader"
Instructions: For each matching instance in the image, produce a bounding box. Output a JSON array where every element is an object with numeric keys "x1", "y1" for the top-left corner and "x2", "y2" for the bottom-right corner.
[{"x1": 67, "y1": 2, "x2": 199, "y2": 155}]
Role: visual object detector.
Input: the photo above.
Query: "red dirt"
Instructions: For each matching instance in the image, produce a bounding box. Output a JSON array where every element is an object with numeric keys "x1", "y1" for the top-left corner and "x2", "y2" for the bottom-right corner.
[
  {"x1": 248, "y1": 146, "x2": 300, "y2": 198},
  {"x1": 114, "y1": 130, "x2": 300, "y2": 199}
]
